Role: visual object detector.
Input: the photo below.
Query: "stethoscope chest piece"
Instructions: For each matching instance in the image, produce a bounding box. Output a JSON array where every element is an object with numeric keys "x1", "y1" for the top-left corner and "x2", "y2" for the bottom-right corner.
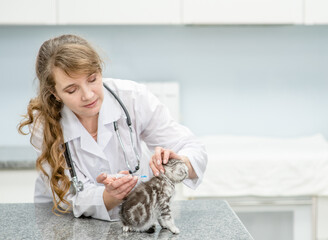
[{"x1": 70, "y1": 176, "x2": 84, "y2": 195}]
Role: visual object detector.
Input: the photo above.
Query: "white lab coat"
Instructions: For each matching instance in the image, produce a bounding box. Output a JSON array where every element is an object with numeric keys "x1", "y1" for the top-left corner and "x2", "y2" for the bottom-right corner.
[{"x1": 32, "y1": 78, "x2": 207, "y2": 221}]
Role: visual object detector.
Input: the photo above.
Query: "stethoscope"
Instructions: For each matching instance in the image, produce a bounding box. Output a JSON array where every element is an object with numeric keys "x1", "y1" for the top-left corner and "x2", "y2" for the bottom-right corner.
[{"x1": 64, "y1": 83, "x2": 141, "y2": 194}]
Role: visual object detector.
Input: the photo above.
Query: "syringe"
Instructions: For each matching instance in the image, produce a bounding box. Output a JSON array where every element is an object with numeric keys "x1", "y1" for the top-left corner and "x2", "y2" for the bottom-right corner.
[{"x1": 106, "y1": 173, "x2": 148, "y2": 180}]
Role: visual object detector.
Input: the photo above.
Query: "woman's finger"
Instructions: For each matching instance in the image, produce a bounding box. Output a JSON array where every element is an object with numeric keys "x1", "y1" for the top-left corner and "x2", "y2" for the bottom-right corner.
[
  {"x1": 149, "y1": 158, "x2": 159, "y2": 176},
  {"x1": 119, "y1": 180, "x2": 138, "y2": 198},
  {"x1": 162, "y1": 149, "x2": 171, "y2": 164},
  {"x1": 115, "y1": 176, "x2": 138, "y2": 195},
  {"x1": 104, "y1": 182, "x2": 116, "y2": 193},
  {"x1": 152, "y1": 154, "x2": 165, "y2": 174},
  {"x1": 96, "y1": 173, "x2": 107, "y2": 183},
  {"x1": 103, "y1": 176, "x2": 116, "y2": 185},
  {"x1": 154, "y1": 147, "x2": 163, "y2": 165},
  {"x1": 104, "y1": 177, "x2": 132, "y2": 195},
  {"x1": 111, "y1": 175, "x2": 133, "y2": 189}
]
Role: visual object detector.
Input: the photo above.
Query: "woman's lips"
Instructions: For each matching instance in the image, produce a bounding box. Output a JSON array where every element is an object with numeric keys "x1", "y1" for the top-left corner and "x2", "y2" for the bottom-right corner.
[{"x1": 83, "y1": 99, "x2": 98, "y2": 108}]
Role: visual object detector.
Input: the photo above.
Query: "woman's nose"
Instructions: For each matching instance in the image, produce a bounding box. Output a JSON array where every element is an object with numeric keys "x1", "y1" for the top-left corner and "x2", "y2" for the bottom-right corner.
[{"x1": 81, "y1": 86, "x2": 94, "y2": 101}]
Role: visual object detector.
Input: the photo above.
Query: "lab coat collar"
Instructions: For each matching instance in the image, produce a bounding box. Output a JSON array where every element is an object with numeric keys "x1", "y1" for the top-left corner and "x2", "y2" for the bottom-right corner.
[
  {"x1": 61, "y1": 105, "x2": 82, "y2": 143},
  {"x1": 60, "y1": 84, "x2": 123, "y2": 159}
]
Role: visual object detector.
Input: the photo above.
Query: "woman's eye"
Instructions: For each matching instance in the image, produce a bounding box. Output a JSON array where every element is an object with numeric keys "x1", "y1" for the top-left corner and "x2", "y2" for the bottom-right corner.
[
  {"x1": 67, "y1": 88, "x2": 76, "y2": 94},
  {"x1": 89, "y1": 78, "x2": 97, "y2": 83}
]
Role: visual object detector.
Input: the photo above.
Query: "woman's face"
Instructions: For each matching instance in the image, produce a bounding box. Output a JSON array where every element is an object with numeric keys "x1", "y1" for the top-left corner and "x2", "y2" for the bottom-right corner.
[{"x1": 53, "y1": 67, "x2": 104, "y2": 121}]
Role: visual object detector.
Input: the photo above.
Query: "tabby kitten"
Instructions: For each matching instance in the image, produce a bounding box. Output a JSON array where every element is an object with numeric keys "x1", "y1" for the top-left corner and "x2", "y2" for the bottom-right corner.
[{"x1": 119, "y1": 158, "x2": 189, "y2": 234}]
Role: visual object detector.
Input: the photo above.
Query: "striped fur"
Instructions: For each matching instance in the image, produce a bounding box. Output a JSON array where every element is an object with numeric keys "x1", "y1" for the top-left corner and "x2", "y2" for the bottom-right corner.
[{"x1": 119, "y1": 159, "x2": 188, "y2": 234}]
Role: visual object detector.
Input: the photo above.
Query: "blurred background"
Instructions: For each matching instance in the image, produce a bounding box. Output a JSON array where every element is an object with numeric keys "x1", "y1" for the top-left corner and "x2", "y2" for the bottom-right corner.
[
  {"x1": 2, "y1": 25, "x2": 328, "y2": 144},
  {"x1": 1, "y1": 1, "x2": 328, "y2": 240}
]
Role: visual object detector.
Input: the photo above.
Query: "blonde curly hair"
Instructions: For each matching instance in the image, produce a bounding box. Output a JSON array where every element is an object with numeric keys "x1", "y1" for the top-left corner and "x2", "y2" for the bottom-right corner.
[{"x1": 18, "y1": 34, "x2": 103, "y2": 214}]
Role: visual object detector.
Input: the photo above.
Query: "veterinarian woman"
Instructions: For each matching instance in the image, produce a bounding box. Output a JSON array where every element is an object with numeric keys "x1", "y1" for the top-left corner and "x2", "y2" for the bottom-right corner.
[{"x1": 18, "y1": 34, "x2": 207, "y2": 221}]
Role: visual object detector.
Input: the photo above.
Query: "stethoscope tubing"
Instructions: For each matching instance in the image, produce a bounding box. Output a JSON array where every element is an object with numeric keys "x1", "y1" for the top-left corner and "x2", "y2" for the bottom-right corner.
[
  {"x1": 63, "y1": 83, "x2": 140, "y2": 193},
  {"x1": 103, "y1": 83, "x2": 132, "y2": 126}
]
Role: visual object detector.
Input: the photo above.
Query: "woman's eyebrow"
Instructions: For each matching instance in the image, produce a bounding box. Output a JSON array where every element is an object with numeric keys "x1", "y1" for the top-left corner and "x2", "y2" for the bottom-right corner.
[
  {"x1": 62, "y1": 73, "x2": 96, "y2": 91},
  {"x1": 87, "y1": 73, "x2": 96, "y2": 79},
  {"x1": 62, "y1": 83, "x2": 76, "y2": 91}
]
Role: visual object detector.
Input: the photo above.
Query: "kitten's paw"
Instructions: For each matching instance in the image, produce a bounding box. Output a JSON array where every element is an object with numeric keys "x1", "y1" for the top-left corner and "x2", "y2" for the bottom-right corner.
[
  {"x1": 122, "y1": 226, "x2": 130, "y2": 232},
  {"x1": 168, "y1": 226, "x2": 180, "y2": 234}
]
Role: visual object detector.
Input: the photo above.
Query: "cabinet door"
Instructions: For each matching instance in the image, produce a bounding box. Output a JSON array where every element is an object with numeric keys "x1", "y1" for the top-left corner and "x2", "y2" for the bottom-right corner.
[
  {"x1": 182, "y1": 0, "x2": 303, "y2": 24},
  {"x1": 57, "y1": 0, "x2": 181, "y2": 24},
  {"x1": 305, "y1": 0, "x2": 328, "y2": 24},
  {"x1": 0, "y1": 0, "x2": 56, "y2": 25}
]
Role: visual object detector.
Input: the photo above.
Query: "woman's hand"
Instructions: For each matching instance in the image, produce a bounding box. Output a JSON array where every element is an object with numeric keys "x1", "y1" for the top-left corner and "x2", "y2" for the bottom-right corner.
[
  {"x1": 149, "y1": 147, "x2": 197, "y2": 179},
  {"x1": 96, "y1": 170, "x2": 138, "y2": 210}
]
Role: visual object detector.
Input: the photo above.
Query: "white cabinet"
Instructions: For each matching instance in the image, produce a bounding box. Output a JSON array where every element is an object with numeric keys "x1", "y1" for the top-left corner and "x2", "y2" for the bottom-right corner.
[
  {"x1": 0, "y1": 170, "x2": 37, "y2": 203},
  {"x1": 57, "y1": 0, "x2": 181, "y2": 25},
  {"x1": 304, "y1": 0, "x2": 328, "y2": 24},
  {"x1": 182, "y1": 0, "x2": 303, "y2": 24},
  {"x1": 1, "y1": 0, "x2": 328, "y2": 25},
  {"x1": 0, "y1": 0, "x2": 56, "y2": 25}
]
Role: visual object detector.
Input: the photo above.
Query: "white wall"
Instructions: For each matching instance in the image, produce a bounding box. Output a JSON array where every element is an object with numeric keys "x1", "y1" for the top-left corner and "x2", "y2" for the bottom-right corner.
[{"x1": 1, "y1": 25, "x2": 328, "y2": 146}]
